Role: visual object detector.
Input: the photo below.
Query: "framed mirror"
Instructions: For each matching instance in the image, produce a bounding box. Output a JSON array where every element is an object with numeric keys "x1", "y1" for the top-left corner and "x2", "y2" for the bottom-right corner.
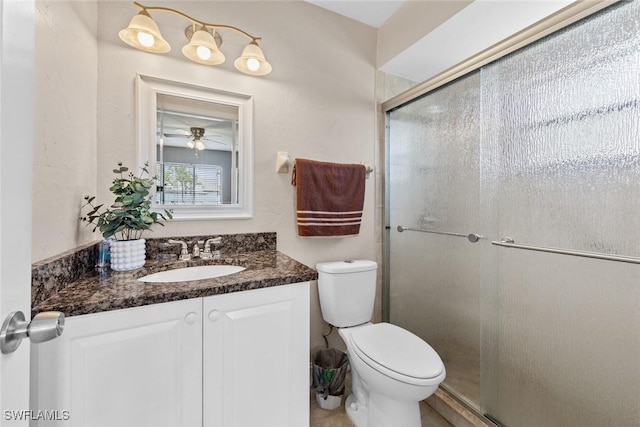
[{"x1": 136, "y1": 74, "x2": 253, "y2": 219}]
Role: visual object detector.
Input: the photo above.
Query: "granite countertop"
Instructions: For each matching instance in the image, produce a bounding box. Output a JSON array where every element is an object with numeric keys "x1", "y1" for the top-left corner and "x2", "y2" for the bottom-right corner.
[{"x1": 33, "y1": 250, "x2": 318, "y2": 318}]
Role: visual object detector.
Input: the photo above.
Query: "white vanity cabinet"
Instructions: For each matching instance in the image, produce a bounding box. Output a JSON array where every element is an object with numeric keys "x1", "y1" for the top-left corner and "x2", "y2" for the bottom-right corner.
[
  {"x1": 31, "y1": 298, "x2": 203, "y2": 427},
  {"x1": 31, "y1": 282, "x2": 310, "y2": 427},
  {"x1": 203, "y1": 282, "x2": 310, "y2": 427}
]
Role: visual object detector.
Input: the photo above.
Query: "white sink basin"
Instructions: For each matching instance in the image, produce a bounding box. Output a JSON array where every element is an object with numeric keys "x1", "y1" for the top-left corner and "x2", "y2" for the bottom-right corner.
[{"x1": 138, "y1": 265, "x2": 246, "y2": 283}]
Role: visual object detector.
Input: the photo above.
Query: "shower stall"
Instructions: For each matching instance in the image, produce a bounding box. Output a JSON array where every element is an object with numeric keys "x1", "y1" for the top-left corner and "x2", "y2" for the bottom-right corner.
[{"x1": 384, "y1": 2, "x2": 640, "y2": 426}]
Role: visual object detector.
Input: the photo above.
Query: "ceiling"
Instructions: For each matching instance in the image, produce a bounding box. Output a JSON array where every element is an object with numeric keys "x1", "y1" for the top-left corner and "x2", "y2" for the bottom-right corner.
[
  {"x1": 305, "y1": 0, "x2": 575, "y2": 83},
  {"x1": 305, "y1": 0, "x2": 404, "y2": 28}
]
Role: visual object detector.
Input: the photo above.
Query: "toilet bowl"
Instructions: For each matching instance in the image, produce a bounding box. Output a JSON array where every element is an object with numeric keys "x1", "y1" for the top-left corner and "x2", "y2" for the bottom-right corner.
[
  {"x1": 339, "y1": 323, "x2": 445, "y2": 427},
  {"x1": 316, "y1": 260, "x2": 446, "y2": 427}
]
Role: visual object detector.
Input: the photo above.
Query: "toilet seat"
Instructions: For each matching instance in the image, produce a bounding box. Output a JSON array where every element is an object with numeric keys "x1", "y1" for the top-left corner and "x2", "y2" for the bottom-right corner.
[{"x1": 350, "y1": 323, "x2": 444, "y2": 386}]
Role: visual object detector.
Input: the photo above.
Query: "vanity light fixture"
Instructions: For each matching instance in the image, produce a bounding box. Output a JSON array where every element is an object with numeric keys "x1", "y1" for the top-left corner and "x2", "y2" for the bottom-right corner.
[{"x1": 118, "y1": 2, "x2": 272, "y2": 76}]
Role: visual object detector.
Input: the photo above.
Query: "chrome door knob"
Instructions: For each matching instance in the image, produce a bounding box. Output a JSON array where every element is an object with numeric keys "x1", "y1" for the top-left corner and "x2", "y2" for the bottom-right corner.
[{"x1": 0, "y1": 311, "x2": 65, "y2": 354}]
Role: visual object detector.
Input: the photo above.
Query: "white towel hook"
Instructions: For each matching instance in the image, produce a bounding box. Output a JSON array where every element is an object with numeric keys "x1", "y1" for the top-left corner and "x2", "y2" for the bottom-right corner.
[{"x1": 276, "y1": 151, "x2": 290, "y2": 173}]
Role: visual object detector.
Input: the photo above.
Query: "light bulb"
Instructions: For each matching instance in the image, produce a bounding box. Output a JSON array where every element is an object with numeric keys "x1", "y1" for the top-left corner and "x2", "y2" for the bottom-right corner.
[
  {"x1": 196, "y1": 45, "x2": 211, "y2": 60},
  {"x1": 247, "y1": 58, "x2": 260, "y2": 72},
  {"x1": 187, "y1": 140, "x2": 195, "y2": 149},
  {"x1": 196, "y1": 141, "x2": 205, "y2": 150},
  {"x1": 137, "y1": 32, "x2": 155, "y2": 48}
]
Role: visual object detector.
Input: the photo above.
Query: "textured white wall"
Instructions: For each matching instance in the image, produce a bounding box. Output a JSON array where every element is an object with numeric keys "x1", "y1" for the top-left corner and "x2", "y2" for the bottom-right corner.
[
  {"x1": 34, "y1": 1, "x2": 377, "y2": 352},
  {"x1": 97, "y1": 1, "x2": 376, "y2": 253},
  {"x1": 33, "y1": 0, "x2": 98, "y2": 261}
]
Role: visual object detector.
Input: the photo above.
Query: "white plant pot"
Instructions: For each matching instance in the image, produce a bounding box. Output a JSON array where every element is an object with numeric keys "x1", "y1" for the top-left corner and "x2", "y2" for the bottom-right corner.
[
  {"x1": 315, "y1": 393, "x2": 342, "y2": 410},
  {"x1": 110, "y1": 238, "x2": 146, "y2": 271}
]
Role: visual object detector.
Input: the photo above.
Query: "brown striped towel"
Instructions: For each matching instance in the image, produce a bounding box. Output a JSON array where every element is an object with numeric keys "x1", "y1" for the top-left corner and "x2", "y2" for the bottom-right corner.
[{"x1": 291, "y1": 158, "x2": 366, "y2": 237}]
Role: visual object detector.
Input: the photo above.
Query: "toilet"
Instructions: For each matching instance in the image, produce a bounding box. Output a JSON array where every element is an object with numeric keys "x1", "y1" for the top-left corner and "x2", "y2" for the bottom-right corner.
[{"x1": 316, "y1": 260, "x2": 445, "y2": 427}]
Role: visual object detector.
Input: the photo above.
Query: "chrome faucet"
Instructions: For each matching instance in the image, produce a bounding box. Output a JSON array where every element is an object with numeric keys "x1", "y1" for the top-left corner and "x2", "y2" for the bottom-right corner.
[
  {"x1": 192, "y1": 241, "x2": 204, "y2": 258},
  {"x1": 201, "y1": 237, "x2": 222, "y2": 260},
  {"x1": 168, "y1": 239, "x2": 190, "y2": 261}
]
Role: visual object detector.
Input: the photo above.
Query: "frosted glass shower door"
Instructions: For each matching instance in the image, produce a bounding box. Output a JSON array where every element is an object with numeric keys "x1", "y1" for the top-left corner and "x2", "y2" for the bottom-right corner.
[
  {"x1": 387, "y1": 71, "x2": 482, "y2": 407},
  {"x1": 386, "y1": 2, "x2": 640, "y2": 425},
  {"x1": 479, "y1": 2, "x2": 640, "y2": 425}
]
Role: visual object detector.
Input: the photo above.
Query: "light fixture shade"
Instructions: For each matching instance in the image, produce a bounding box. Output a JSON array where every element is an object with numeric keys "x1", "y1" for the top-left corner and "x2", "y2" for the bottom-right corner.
[
  {"x1": 234, "y1": 41, "x2": 272, "y2": 76},
  {"x1": 118, "y1": 11, "x2": 170, "y2": 54},
  {"x1": 182, "y1": 29, "x2": 225, "y2": 65}
]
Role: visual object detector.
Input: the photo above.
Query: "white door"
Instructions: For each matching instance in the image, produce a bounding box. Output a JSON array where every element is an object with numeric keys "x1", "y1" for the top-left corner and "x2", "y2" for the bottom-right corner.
[{"x1": 0, "y1": 0, "x2": 35, "y2": 424}]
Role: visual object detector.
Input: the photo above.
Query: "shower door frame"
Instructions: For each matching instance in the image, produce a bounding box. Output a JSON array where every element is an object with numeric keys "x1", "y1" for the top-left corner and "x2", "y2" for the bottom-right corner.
[{"x1": 380, "y1": 0, "x2": 618, "y2": 417}]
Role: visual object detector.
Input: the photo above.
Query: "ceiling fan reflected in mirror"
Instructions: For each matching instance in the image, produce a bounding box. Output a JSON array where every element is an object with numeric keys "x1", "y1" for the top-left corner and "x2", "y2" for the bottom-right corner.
[{"x1": 163, "y1": 127, "x2": 225, "y2": 152}]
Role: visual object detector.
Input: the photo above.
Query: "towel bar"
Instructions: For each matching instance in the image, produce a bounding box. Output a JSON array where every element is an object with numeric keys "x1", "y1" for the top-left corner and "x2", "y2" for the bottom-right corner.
[
  {"x1": 396, "y1": 225, "x2": 481, "y2": 243},
  {"x1": 492, "y1": 237, "x2": 640, "y2": 264},
  {"x1": 288, "y1": 158, "x2": 373, "y2": 177}
]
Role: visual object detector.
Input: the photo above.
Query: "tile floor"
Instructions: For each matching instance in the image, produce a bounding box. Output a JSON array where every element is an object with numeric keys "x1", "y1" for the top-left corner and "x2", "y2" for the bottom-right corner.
[
  {"x1": 310, "y1": 373, "x2": 452, "y2": 427},
  {"x1": 310, "y1": 395, "x2": 453, "y2": 427}
]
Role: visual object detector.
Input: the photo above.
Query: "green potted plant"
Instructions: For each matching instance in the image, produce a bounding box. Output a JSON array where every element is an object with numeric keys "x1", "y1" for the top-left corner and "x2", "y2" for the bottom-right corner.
[{"x1": 81, "y1": 162, "x2": 172, "y2": 271}]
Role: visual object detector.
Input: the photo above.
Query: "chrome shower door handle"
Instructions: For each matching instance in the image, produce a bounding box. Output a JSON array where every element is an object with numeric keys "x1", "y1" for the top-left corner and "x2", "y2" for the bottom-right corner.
[{"x1": 0, "y1": 311, "x2": 65, "y2": 354}]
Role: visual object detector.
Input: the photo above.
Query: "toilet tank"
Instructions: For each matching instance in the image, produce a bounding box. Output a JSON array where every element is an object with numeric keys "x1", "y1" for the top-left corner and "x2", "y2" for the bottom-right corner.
[{"x1": 316, "y1": 260, "x2": 377, "y2": 327}]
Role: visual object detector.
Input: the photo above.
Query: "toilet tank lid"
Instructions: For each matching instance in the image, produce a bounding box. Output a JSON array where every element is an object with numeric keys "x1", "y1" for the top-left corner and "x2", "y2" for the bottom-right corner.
[{"x1": 316, "y1": 260, "x2": 377, "y2": 274}]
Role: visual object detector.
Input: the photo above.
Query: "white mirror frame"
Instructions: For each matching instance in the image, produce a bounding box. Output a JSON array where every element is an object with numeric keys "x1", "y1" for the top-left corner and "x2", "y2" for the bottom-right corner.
[{"x1": 136, "y1": 74, "x2": 254, "y2": 220}]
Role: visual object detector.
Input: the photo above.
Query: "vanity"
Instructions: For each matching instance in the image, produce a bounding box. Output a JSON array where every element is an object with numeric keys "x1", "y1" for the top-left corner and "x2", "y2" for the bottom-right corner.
[{"x1": 30, "y1": 233, "x2": 317, "y2": 427}]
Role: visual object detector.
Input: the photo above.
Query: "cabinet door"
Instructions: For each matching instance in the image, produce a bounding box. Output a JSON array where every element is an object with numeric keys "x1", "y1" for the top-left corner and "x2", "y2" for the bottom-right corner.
[
  {"x1": 31, "y1": 299, "x2": 203, "y2": 427},
  {"x1": 203, "y1": 282, "x2": 310, "y2": 427}
]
